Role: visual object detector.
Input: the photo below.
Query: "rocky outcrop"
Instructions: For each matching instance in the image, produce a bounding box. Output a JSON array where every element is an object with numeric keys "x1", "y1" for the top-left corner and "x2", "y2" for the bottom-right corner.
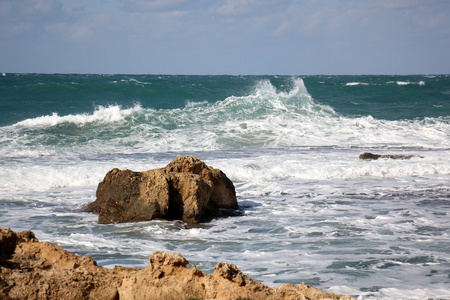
[
  {"x1": 86, "y1": 156, "x2": 240, "y2": 224},
  {"x1": 0, "y1": 228, "x2": 356, "y2": 300},
  {"x1": 359, "y1": 152, "x2": 416, "y2": 160}
]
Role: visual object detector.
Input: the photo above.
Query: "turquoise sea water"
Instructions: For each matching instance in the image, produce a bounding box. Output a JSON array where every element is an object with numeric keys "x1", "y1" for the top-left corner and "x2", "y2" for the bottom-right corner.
[
  {"x1": 2, "y1": 74, "x2": 449, "y2": 125},
  {"x1": 1, "y1": 74, "x2": 449, "y2": 299}
]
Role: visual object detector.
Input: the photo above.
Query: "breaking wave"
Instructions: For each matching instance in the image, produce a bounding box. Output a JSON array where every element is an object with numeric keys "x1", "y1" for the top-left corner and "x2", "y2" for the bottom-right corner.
[
  {"x1": 2, "y1": 78, "x2": 449, "y2": 158},
  {"x1": 15, "y1": 105, "x2": 144, "y2": 128}
]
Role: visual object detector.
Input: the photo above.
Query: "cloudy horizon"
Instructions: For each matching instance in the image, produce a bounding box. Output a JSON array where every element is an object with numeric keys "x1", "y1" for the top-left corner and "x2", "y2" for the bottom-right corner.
[{"x1": 1, "y1": 0, "x2": 449, "y2": 75}]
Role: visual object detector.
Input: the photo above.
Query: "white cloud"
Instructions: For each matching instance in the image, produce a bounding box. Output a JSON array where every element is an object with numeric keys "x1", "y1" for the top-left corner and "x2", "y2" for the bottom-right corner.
[
  {"x1": 215, "y1": 0, "x2": 261, "y2": 15},
  {"x1": 0, "y1": 0, "x2": 78, "y2": 40},
  {"x1": 122, "y1": 0, "x2": 192, "y2": 12},
  {"x1": 0, "y1": 0, "x2": 69, "y2": 23},
  {"x1": 44, "y1": 21, "x2": 96, "y2": 43}
]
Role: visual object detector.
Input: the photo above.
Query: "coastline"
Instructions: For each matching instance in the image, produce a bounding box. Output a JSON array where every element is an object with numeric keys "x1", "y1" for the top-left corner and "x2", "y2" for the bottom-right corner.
[{"x1": 0, "y1": 227, "x2": 355, "y2": 300}]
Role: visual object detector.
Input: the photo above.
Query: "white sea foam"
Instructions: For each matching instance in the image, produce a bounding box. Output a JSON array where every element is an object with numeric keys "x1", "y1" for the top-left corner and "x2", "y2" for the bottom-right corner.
[
  {"x1": 15, "y1": 104, "x2": 144, "y2": 128},
  {"x1": 345, "y1": 82, "x2": 369, "y2": 86},
  {"x1": 0, "y1": 163, "x2": 106, "y2": 192},
  {"x1": 56, "y1": 233, "x2": 120, "y2": 250},
  {"x1": 376, "y1": 286, "x2": 450, "y2": 300},
  {"x1": 386, "y1": 80, "x2": 426, "y2": 86},
  {"x1": 125, "y1": 78, "x2": 153, "y2": 85}
]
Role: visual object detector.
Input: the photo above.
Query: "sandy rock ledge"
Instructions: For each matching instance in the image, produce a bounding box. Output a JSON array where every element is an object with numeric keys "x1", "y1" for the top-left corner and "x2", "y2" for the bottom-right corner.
[{"x1": 0, "y1": 228, "x2": 355, "y2": 300}]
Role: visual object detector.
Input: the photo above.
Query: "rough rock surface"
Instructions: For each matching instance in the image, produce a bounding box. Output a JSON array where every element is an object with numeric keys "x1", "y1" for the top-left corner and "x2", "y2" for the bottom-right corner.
[
  {"x1": 86, "y1": 156, "x2": 239, "y2": 224},
  {"x1": 0, "y1": 228, "x2": 356, "y2": 300},
  {"x1": 359, "y1": 152, "x2": 416, "y2": 160}
]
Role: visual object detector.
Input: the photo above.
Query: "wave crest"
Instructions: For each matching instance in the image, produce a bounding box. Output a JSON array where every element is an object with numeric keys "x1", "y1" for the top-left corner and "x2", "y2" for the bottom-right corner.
[
  {"x1": 15, "y1": 105, "x2": 144, "y2": 128},
  {"x1": 216, "y1": 78, "x2": 335, "y2": 118}
]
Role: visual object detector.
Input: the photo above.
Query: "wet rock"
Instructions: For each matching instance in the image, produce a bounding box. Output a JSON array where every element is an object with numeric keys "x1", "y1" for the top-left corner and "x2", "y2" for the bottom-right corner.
[
  {"x1": 359, "y1": 152, "x2": 416, "y2": 160},
  {"x1": 86, "y1": 156, "x2": 240, "y2": 224}
]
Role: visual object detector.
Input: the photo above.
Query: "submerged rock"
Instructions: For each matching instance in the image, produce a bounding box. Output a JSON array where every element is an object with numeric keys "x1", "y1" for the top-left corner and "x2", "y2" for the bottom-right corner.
[
  {"x1": 86, "y1": 155, "x2": 240, "y2": 224},
  {"x1": 0, "y1": 228, "x2": 356, "y2": 300},
  {"x1": 359, "y1": 152, "x2": 417, "y2": 160}
]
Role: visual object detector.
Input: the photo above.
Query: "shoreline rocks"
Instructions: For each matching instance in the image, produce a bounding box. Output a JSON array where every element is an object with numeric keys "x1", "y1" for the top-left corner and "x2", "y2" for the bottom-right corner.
[
  {"x1": 86, "y1": 156, "x2": 240, "y2": 224},
  {"x1": 0, "y1": 228, "x2": 356, "y2": 300}
]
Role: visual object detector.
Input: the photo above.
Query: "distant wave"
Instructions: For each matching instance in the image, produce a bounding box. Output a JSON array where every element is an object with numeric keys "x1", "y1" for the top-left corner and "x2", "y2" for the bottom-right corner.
[
  {"x1": 387, "y1": 80, "x2": 426, "y2": 86},
  {"x1": 346, "y1": 81, "x2": 425, "y2": 86},
  {"x1": 122, "y1": 78, "x2": 153, "y2": 85},
  {"x1": 345, "y1": 82, "x2": 369, "y2": 86}
]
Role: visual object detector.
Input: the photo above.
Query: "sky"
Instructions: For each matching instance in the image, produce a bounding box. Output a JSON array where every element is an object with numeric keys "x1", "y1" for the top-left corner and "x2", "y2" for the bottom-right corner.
[{"x1": 1, "y1": 0, "x2": 449, "y2": 75}]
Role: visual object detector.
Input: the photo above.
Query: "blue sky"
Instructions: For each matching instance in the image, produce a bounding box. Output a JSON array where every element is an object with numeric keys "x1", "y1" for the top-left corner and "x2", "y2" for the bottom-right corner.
[{"x1": 1, "y1": 0, "x2": 449, "y2": 75}]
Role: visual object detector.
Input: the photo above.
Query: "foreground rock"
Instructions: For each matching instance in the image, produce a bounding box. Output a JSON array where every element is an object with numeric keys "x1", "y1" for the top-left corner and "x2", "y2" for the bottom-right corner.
[
  {"x1": 359, "y1": 152, "x2": 417, "y2": 160},
  {"x1": 0, "y1": 228, "x2": 355, "y2": 300},
  {"x1": 86, "y1": 156, "x2": 240, "y2": 224}
]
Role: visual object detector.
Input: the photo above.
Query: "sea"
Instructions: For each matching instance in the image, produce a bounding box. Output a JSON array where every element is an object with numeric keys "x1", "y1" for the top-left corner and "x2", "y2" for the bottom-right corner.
[{"x1": 0, "y1": 73, "x2": 449, "y2": 299}]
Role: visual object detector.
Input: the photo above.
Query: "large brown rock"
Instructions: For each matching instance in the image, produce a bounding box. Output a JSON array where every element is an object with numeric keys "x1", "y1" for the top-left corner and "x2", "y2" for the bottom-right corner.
[
  {"x1": 0, "y1": 228, "x2": 356, "y2": 300},
  {"x1": 86, "y1": 156, "x2": 239, "y2": 224}
]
